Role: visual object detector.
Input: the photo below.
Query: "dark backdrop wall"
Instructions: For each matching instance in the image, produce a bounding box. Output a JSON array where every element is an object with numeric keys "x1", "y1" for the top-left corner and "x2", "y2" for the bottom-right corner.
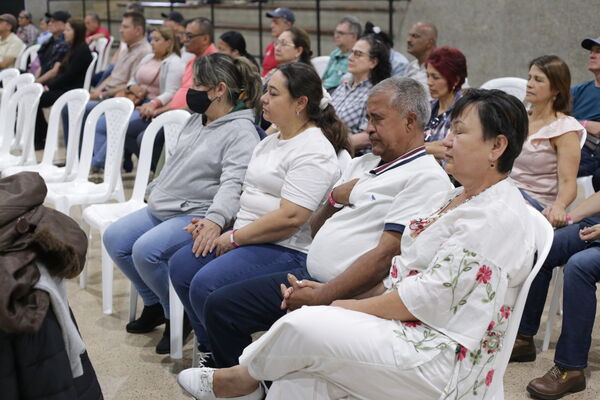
[{"x1": 1, "y1": 0, "x2": 25, "y2": 18}]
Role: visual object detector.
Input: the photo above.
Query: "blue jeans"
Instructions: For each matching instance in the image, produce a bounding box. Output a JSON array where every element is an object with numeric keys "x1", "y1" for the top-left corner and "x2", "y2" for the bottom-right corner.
[
  {"x1": 168, "y1": 243, "x2": 307, "y2": 347},
  {"x1": 204, "y1": 267, "x2": 314, "y2": 367},
  {"x1": 103, "y1": 207, "x2": 197, "y2": 317},
  {"x1": 92, "y1": 106, "x2": 151, "y2": 170},
  {"x1": 519, "y1": 216, "x2": 600, "y2": 369},
  {"x1": 578, "y1": 148, "x2": 600, "y2": 192}
]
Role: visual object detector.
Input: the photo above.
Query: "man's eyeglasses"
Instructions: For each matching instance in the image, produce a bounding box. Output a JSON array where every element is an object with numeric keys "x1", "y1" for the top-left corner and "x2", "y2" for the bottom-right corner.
[
  {"x1": 184, "y1": 32, "x2": 206, "y2": 40},
  {"x1": 334, "y1": 30, "x2": 353, "y2": 36}
]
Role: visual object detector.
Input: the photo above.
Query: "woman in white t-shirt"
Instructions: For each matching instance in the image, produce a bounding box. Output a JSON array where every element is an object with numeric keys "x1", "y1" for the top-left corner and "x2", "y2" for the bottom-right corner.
[{"x1": 169, "y1": 62, "x2": 352, "y2": 361}]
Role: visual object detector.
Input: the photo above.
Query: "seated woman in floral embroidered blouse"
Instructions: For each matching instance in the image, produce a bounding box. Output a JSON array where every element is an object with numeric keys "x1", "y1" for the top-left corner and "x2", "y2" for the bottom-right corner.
[
  {"x1": 510, "y1": 55, "x2": 584, "y2": 227},
  {"x1": 424, "y1": 46, "x2": 468, "y2": 161},
  {"x1": 175, "y1": 89, "x2": 536, "y2": 400}
]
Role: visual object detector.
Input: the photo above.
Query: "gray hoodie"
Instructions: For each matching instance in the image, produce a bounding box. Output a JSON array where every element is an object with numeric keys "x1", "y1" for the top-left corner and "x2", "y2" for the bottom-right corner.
[{"x1": 147, "y1": 109, "x2": 259, "y2": 226}]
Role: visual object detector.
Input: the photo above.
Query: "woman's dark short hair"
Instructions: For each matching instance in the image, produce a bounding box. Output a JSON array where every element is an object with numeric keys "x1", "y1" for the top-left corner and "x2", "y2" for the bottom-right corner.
[
  {"x1": 357, "y1": 34, "x2": 391, "y2": 85},
  {"x1": 529, "y1": 55, "x2": 572, "y2": 115},
  {"x1": 451, "y1": 88, "x2": 528, "y2": 174}
]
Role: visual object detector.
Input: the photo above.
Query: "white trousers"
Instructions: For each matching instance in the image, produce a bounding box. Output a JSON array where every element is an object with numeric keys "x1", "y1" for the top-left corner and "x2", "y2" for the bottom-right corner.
[{"x1": 239, "y1": 306, "x2": 456, "y2": 400}]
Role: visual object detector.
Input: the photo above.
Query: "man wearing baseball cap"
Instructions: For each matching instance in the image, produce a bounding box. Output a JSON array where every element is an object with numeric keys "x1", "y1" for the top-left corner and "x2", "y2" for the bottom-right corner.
[
  {"x1": 0, "y1": 13, "x2": 24, "y2": 70},
  {"x1": 574, "y1": 37, "x2": 600, "y2": 191},
  {"x1": 35, "y1": 11, "x2": 70, "y2": 78},
  {"x1": 262, "y1": 7, "x2": 295, "y2": 77}
]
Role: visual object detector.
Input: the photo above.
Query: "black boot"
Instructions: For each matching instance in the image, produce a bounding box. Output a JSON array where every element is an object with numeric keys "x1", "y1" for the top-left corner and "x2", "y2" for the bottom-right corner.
[
  {"x1": 126, "y1": 303, "x2": 165, "y2": 334},
  {"x1": 155, "y1": 314, "x2": 194, "y2": 355}
]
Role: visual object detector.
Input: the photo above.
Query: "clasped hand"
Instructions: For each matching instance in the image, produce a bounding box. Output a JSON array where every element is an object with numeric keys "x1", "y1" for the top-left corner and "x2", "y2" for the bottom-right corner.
[
  {"x1": 183, "y1": 218, "x2": 221, "y2": 257},
  {"x1": 279, "y1": 273, "x2": 325, "y2": 311}
]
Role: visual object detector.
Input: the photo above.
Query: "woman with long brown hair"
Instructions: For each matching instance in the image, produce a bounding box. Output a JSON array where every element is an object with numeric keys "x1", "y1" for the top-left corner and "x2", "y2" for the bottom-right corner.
[
  {"x1": 510, "y1": 55, "x2": 584, "y2": 227},
  {"x1": 34, "y1": 18, "x2": 92, "y2": 149}
]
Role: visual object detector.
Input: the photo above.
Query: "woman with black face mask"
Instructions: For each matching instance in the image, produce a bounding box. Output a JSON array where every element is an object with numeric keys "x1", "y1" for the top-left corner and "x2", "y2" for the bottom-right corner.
[{"x1": 102, "y1": 53, "x2": 263, "y2": 355}]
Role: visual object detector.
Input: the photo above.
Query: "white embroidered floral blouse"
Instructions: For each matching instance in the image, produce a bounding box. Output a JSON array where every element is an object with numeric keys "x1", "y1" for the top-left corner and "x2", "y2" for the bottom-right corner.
[{"x1": 384, "y1": 179, "x2": 535, "y2": 399}]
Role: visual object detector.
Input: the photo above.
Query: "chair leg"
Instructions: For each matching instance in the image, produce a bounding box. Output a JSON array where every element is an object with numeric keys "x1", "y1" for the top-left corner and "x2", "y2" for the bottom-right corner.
[
  {"x1": 542, "y1": 267, "x2": 564, "y2": 351},
  {"x1": 192, "y1": 335, "x2": 199, "y2": 367},
  {"x1": 100, "y1": 239, "x2": 113, "y2": 315},
  {"x1": 128, "y1": 282, "x2": 138, "y2": 322},
  {"x1": 80, "y1": 222, "x2": 92, "y2": 289},
  {"x1": 169, "y1": 279, "x2": 184, "y2": 360}
]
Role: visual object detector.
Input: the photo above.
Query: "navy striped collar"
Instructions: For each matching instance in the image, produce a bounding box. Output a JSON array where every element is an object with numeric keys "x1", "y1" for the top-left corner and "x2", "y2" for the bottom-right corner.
[{"x1": 369, "y1": 145, "x2": 427, "y2": 176}]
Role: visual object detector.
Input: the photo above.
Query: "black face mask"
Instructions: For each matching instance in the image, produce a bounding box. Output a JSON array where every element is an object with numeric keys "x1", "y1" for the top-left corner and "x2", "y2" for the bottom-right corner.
[{"x1": 186, "y1": 88, "x2": 213, "y2": 114}]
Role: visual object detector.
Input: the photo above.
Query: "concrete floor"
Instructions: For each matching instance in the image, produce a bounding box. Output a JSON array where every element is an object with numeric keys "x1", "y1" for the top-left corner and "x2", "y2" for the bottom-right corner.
[{"x1": 64, "y1": 224, "x2": 600, "y2": 400}]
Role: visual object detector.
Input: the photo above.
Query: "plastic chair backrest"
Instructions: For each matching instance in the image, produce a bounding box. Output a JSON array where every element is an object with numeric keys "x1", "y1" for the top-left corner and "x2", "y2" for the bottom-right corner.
[
  {"x1": 77, "y1": 98, "x2": 134, "y2": 195},
  {"x1": 0, "y1": 68, "x2": 19, "y2": 89},
  {"x1": 42, "y1": 89, "x2": 90, "y2": 171},
  {"x1": 489, "y1": 206, "x2": 554, "y2": 398},
  {"x1": 94, "y1": 37, "x2": 109, "y2": 74},
  {"x1": 311, "y1": 55, "x2": 330, "y2": 78},
  {"x1": 84, "y1": 53, "x2": 98, "y2": 91},
  {"x1": 0, "y1": 83, "x2": 43, "y2": 163},
  {"x1": 337, "y1": 149, "x2": 352, "y2": 172},
  {"x1": 101, "y1": 36, "x2": 114, "y2": 71},
  {"x1": 0, "y1": 73, "x2": 34, "y2": 125},
  {"x1": 480, "y1": 77, "x2": 527, "y2": 102},
  {"x1": 579, "y1": 128, "x2": 587, "y2": 149},
  {"x1": 131, "y1": 110, "x2": 190, "y2": 202},
  {"x1": 18, "y1": 44, "x2": 40, "y2": 71}
]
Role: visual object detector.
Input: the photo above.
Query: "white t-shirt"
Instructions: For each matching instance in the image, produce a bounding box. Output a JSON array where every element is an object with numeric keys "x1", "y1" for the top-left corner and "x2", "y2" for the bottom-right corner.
[
  {"x1": 307, "y1": 147, "x2": 453, "y2": 282},
  {"x1": 234, "y1": 127, "x2": 340, "y2": 253}
]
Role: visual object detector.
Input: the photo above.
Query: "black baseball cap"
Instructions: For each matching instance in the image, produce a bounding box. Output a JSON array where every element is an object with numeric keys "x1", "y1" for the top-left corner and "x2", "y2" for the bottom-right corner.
[
  {"x1": 161, "y1": 11, "x2": 185, "y2": 25},
  {"x1": 45, "y1": 10, "x2": 71, "y2": 23},
  {"x1": 582, "y1": 37, "x2": 600, "y2": 50}
]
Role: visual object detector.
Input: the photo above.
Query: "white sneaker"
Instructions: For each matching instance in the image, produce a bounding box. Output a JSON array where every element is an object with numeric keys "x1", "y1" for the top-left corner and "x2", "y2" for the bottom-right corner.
[{"x1": 177, "y1": 367, "x2": 264, "y2": 400}]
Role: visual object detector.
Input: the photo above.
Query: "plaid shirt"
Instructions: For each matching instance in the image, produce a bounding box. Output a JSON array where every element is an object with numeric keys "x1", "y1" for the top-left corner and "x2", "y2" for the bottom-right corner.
[
  {"x1": 331, "y1": 78, "x2": 373, "y2": 135},
  {"x1": 37, "y1": 33, "x2": 69, "y2": 74},
  {"x1": 16, "y1": 24, "x2": 39, "y2": 47},
  {"x1": 424, "y1": 91, "x2": 462, "y2": 142}
]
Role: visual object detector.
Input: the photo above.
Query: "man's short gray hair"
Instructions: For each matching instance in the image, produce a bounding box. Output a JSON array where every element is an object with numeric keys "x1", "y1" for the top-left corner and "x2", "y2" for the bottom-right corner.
[
  {"x1": 339, "y1": 16, "x2": 361, "y2": 38},
  {"x1": 369, "y1": 77, "x2": 431, "y2": 129}
]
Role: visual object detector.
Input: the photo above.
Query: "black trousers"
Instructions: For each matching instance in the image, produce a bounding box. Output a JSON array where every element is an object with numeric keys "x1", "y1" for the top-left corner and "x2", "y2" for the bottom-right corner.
[
  {"x1": 203, "y1": 266, "x2": 313, "y2": 367},
  {"x1": 35, "y1": 89, "x2": 66, "y2": 150}
]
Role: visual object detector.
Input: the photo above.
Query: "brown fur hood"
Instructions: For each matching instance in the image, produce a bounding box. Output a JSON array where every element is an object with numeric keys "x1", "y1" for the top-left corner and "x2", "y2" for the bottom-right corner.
[{"x1": 0, "y1": 172, "x2": 87, "y2": 333}]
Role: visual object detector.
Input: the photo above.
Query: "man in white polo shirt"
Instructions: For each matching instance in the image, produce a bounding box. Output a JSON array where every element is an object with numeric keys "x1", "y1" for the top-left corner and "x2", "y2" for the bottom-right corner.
[{"x1": 201, "y1": 77, "x2": 453, "y2": 368}]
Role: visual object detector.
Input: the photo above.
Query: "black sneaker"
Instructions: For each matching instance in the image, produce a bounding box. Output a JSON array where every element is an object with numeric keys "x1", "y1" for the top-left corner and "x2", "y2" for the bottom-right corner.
[
  {"x1": 155, "y1": 315, "x2": 193, "y2": 355},
  {"x1": 126, "y1": 303, "x2": 165, "y2": 334},
  {"x1": 196, "y1": 343, "x2": 216, "y2": 368}
]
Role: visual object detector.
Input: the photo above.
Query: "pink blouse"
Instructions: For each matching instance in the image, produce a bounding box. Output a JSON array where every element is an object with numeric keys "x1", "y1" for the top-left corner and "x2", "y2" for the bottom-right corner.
[
  {"x1": 135, "y1": 58, "x2": 161, "y2": 100},
  {"x1": 510, "y1": 116, "x2": 584, "y2": 208}
]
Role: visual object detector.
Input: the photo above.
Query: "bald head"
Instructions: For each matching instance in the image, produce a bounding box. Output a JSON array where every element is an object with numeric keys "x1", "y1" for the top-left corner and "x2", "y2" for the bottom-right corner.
[{"x1": 407, "y1": 22, "x2": 438, "y2": 63}]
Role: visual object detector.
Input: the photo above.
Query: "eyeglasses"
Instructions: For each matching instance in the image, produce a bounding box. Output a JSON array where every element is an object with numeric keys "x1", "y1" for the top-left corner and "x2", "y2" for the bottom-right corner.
[
  {"x1": 334, "y1": 30, "x2": 353, "y2": 36},
  {"x1": 183, "y1": 32, "x2": 206, "y2": 40},
  {"x1": 350, "y1": 49, "x2": 369, "y2": 58},
  {"x1": 275, "y1": 39, "x2": 294, "y2": 48}
]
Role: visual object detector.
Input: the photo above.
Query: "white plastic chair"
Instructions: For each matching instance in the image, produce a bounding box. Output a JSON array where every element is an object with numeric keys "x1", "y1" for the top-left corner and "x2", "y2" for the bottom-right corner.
[
  {"x1": 81, "y1": 110, "x2": 190, "y2": 315},
  {"x1": 0, "y1": 68, "x2": 20, "y2": 97},
  {"x1": 0, "y1": 73, "x2": 34, "y2": 134},
  {"x1": 311, "y1": 55, "x2": 330, "y2": 78},
  {"x1": 101, "y1": 36, "x2": 114, "y2": 71},
  {"x1": 489, "y1": 206, "x2": 554, "y2": 399},
  {"x1": 480, "y1": 77, "x2": 528, "y2": 102},
  {"x1": 18, "y1": 44, "x2": 40, "y2": 71},
  {"x1": 93, "y1": 37, "x2": 109, "y2": 74},
  {"x1": 84, "y1": 53, "x2": 98, "y2": 91},
  {"x1": 0, "y1": 83, "x2": 43, "y2": 170},
  {"x1": 2, "y1": 89, "x2": 89, "y2": 182},
  {"x1": 44, "y1": 97, "x2": 134, "y2": 217},
  {"x1": 337, "y1": 149, "x2": 351, "y2": 172}
]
